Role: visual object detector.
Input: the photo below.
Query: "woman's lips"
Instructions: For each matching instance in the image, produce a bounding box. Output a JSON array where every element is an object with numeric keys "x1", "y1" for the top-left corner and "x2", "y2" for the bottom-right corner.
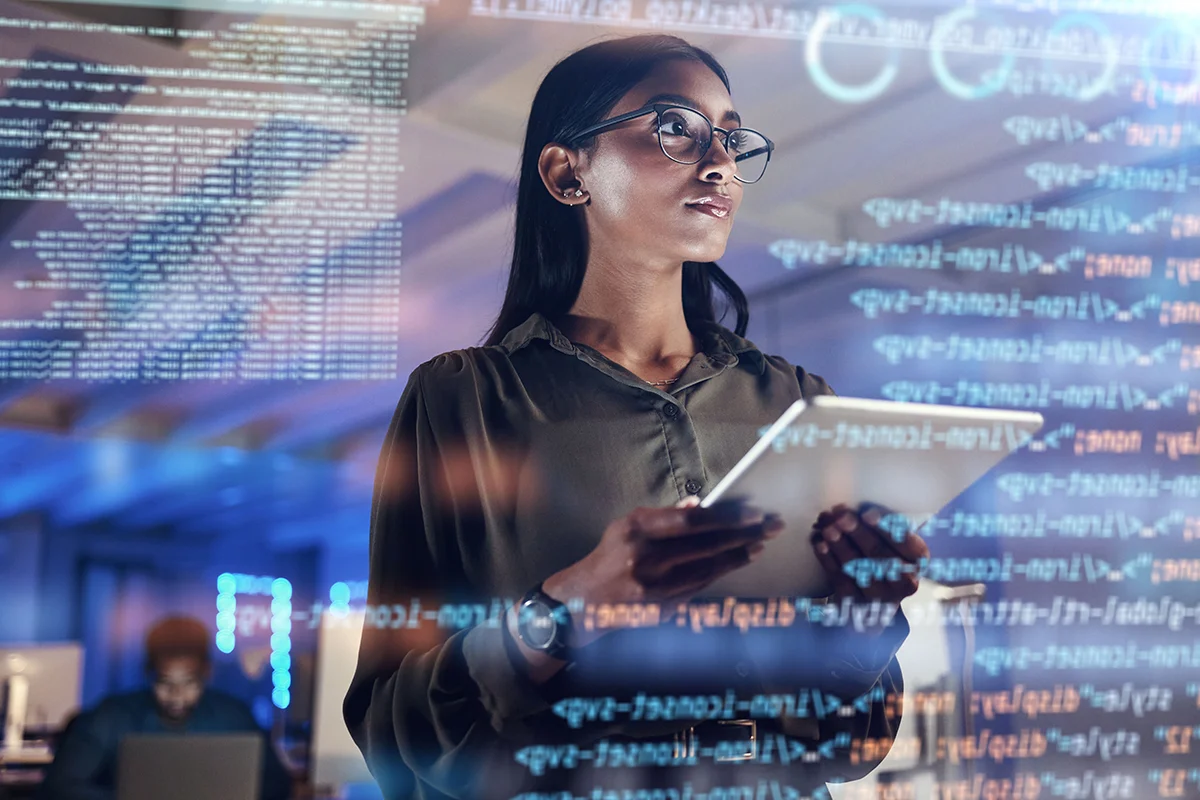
[{"x1": 686, "y1": 203, "x2": 730, "y2": 219}]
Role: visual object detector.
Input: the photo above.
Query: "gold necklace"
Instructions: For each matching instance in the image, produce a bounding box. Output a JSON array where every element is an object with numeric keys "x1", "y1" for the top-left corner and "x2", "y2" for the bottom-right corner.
[{"x1": 648, "y1": 365, "x2": 687, "y2": 386}]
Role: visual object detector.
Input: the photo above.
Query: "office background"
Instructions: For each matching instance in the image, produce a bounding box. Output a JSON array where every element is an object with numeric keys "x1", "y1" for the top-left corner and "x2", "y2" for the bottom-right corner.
[{"x1": 1, "y1": 0, "x2": 1197, "y2": 796}]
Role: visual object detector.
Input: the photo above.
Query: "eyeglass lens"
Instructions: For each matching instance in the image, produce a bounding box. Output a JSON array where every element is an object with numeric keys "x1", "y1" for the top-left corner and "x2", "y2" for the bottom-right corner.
[{"x1": 657, "y1": 107, "x2": 770, "y2": 183}]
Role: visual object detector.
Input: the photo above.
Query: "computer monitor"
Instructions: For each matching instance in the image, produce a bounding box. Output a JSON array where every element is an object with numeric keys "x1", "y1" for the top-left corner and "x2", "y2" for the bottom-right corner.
[
  {"x1": 0, "y1": 642, "x2": 83, "y2": 739},
  {"x1": 117, "y1": 733, "x2": 262, "y2": 800},
  {"x1": 310, "y1": 609, "x2": 375, "y2": 794}
]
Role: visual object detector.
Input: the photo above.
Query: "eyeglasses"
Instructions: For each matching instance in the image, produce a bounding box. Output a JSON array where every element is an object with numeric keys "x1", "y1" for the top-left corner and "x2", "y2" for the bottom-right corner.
[{"x1": 567, "y1": 103, "x2": 774, "y2": 184}]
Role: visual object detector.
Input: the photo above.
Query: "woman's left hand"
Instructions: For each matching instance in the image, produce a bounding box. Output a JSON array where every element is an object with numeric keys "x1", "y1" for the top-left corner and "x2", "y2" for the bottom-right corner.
[{"x1": 811, "y1": 502, "x2": 929, "y2": 610}]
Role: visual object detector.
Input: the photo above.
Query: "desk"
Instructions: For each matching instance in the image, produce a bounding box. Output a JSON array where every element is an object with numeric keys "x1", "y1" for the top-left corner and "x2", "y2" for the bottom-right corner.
[{"x1": 0, "y1": 746, "x2": 52, "y2": 799}]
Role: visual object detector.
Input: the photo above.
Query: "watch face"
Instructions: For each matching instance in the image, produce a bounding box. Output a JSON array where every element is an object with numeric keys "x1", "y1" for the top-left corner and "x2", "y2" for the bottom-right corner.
[{"x1": 519, "y1": 599, "x2": 557, "y2": 649}]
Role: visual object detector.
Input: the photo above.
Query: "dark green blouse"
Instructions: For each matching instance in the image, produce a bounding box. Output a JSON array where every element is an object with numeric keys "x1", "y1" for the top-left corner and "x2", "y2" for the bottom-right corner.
[{"x1": 344, "y1": 311, "x2": 908, "y2": 800}]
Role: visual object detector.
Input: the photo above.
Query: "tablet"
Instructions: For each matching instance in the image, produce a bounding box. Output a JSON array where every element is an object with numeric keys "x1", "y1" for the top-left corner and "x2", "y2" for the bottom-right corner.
[{"x1": 696, "y1": 395, "x2": 1045, "y2": 599}]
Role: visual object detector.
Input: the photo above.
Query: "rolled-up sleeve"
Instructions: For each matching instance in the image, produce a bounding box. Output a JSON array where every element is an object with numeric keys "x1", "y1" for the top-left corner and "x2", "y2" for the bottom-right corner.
[{"x1": 342, "y1": 365, "x2": 558, "y2": 800}]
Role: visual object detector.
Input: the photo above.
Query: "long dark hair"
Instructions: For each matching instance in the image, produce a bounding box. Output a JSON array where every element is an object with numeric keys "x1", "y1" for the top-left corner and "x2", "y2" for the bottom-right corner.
[{"x1": 480, "y1": 34, "x2": 750, "y2": 347}]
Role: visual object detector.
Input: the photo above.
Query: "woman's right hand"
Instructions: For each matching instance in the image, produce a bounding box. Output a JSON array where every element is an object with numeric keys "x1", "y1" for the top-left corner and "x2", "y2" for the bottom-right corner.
[{"x1": 542, "y1": 497, "x2": 784, "y2": 648}]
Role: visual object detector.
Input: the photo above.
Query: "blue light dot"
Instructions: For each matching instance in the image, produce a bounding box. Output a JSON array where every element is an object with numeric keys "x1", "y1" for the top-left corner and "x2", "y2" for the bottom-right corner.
[
  {"x1": 272, "y1": 670, "x2": 292, "y2": 689},
  {"x1": 216, "y1": 593, "x2": 236, "y2": 612},
  {"x1": 215, "y1": 631, "x2": 235, "y2": 653},
  {"x1": 270, "y1": 651, "x2": 291, "y2": 671},
  {"x1": 271, "y1": 578, "x2": 292, "y2": 600},
  {"x1": 217, "y1": 573, "x2": 236, "y2": 594},
  {"x1": 220, "y1": 486, "x2": 243, "y2": 507},
  {"x1": 216, "y1": 611, "x2": 236, "y2": 632},
  {"x1": 271, "y1": 688, "x2": 290, "y2": 709},
  {"x1": 329, "y1": 582, "x2": 351, "y2": 605},
  {"x1": 271, "y1": 598, "x2": 292, "y2": 617},
  {"x1": 271, "y1": 616, "x2": 292, "y2": 635},
  {"x1": 270, "y1": 634, "x2": 292, "y2": 653}
]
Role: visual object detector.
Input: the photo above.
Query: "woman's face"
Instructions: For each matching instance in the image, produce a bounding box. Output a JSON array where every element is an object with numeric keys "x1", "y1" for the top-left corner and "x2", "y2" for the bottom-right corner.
[{"x1": 563, "y1": 59, "x2": 746, "y2": 271}]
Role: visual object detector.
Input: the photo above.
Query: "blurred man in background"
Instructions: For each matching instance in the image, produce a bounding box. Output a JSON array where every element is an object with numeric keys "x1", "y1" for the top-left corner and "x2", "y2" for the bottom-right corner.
[{"x1": 38, "y1": 615, "x2": 292, "y2": 800}]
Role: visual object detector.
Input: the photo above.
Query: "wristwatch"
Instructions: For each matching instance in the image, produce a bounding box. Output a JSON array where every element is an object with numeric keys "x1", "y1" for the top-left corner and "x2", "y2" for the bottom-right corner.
[{"x1": 515, "y1": 581, "x2": 575, "y2": 661}]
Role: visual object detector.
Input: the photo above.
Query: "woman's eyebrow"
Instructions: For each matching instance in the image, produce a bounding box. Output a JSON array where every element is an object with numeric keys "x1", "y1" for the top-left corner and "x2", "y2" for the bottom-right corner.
[{"x1": 643, "y1": 92, "x2": 741, "y2": 126}]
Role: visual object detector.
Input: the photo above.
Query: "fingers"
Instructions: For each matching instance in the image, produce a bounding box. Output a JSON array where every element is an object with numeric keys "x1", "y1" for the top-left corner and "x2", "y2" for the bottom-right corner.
[
  {"x1": 812, "y1": 533, "x2": 863, "y2": 602},
  {"x1": 825, "y1": 509, "x2": 880, "y2": 560},
  {"x1": 813, "y1": 504, "x2": 927, "y2": 603},
  {"x1": 632, "y1": 498, "x2": 763, "y2": 540},
  {"x1": 638, "y1": 517, "x2": 784, "y2": 581},
  {"x1": 817, "y1": 517, "x2": 884, "y2": 600},
  {"x1": 856, "y1": 503, "x2": 929, "y2": 562},
  {"x1": 618, "y1": 498, "x2": 788, "y2": 604},
  {"x1": 819, "y1": 503, "x2": 929, "y2": 563},
  {"x1": 655, "y1": 541, "x2": 763, "y2": 600}
]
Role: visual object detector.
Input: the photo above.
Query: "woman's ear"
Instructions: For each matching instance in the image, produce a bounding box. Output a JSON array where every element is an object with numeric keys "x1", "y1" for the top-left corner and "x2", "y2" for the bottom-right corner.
[{"x1": 538, "y1": 142, "x2": 582, "y2": 203}]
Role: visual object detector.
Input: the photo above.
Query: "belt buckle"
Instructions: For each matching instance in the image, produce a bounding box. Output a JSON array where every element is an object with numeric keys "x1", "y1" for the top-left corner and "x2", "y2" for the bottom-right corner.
[
  {"x1": 673, "y1": 719, "x2": 758, "y2": 762},
  {"x1": 712, "y1": 719, "x2": 757, "y2": 762},
  {"x1": 672, "y1": 726, "x2": 695, "y2": 760}
]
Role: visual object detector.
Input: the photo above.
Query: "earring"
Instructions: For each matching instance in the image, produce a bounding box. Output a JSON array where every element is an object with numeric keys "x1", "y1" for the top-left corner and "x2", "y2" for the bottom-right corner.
[{"x1": 562, "y1": 189, "x2": 583, "y2": 198}]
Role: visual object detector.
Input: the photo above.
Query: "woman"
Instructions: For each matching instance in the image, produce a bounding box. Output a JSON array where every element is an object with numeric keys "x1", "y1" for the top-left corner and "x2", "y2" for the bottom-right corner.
[{"x1": 344, "y1": 33, "x2": 929, "y2": 800}]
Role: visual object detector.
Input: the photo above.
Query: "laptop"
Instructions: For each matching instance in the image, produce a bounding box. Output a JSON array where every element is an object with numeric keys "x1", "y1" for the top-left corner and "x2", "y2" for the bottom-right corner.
[{"x1": 117, "y1": 733, "x2": 263, "y2": 800}]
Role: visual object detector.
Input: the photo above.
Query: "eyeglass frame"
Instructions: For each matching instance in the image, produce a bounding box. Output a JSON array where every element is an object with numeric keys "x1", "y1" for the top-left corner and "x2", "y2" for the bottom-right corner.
[{"x1": 565, "y1": 103, "x2": 775, "y2": 184}]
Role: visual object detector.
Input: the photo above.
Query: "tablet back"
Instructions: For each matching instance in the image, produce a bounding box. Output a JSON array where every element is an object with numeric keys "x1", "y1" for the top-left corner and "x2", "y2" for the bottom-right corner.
[{"x1": 697, "y1": 396, "x2": 1044, "y2": 599}]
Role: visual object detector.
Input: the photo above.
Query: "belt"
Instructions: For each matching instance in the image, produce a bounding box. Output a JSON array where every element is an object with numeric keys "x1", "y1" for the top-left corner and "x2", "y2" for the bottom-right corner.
[{"x1": 672, "y1": 718, "x2": 757, "y2": 762}]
